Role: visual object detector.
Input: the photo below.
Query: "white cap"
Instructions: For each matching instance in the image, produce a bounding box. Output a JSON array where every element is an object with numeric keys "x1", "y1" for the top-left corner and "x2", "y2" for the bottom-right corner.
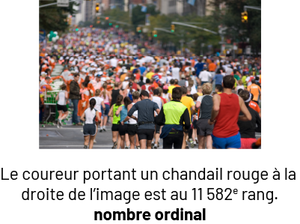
[
  {"x1": 41, "y1": 72, "x2": 47, "y2": 76},
  {"x1": 89, "y1": 67, "x2": 95, "y2": 71},
  {"x1": 85, "y1": 59, "x2": 89, "y2": 64},
  {"x1": 101, "y1": 77, "x2": 107, "y2": 82},
  {"x1": 44, "y1": 60, "x2": 49, "y2": 64},
  {"x1": 166, "y1": 71, "x2": 171, "y2": 75},
  {"x1": 125, "y1": 77, "x2": 129, "y2": 80}
]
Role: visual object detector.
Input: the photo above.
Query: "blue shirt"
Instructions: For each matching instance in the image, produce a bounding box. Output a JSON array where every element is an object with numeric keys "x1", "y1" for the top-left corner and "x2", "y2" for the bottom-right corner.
[
  {"x1": 139, "y1": 66, "x2": 146, "y2": 75},
  {"x1": 213, "y1": 74, "x2": 224, "y2": 86},
  {"x1": 120, "y1": 106, "x2": 128, "y2": 124},
  {"x1": 194, "y1": 62, "x2": 205, "y2": 75}
]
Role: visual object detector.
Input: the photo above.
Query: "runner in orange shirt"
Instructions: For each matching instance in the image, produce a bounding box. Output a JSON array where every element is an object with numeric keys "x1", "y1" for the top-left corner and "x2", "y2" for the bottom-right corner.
[{"x1": 247, "y1": 79, "x2": 261, "y2": 103}]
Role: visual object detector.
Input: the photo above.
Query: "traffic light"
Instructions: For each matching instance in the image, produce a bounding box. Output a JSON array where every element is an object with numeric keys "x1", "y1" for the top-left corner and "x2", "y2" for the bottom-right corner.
[
  {"x1": 109, "y1": 22, "x2": 112, "y2": 26},
  {"x1": 136, "y1": 27, "x2": 141, "y2": 33},
  {"x1": 241, "y1": 11, "x2": 248, "y2": 23},
  {"x1": 152, "y1": 30, "x2": 157, "y2": 37},
  {"x1": 105, "y1": 17, "x2": 109, "y2": 20},
  {"x1": 171, "y1": 24, "x2": 175, "y2": 32},
  {"x1": 95, "y1": 3, "x2": 100, "y2": 13}
]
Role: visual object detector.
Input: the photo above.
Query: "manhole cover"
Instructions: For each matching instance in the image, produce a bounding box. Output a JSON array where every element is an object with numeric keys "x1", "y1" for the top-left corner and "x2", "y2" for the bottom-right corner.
[{"x1": 39, "y1": 130, "x2": 62, "y2": 138}]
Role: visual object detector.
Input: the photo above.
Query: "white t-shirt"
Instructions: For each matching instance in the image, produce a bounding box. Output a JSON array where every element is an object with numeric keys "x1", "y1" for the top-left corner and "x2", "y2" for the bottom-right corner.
[
  {"x1": 57, "y1": 90, "x2": 67, "y2": 106},
  {"x1": 166, "y1": 76, "x2": 174, "y2": 84},
  {"x1": 172, "y1": 67, "x2": 180, "y2": 80},
  {"x1": 110, "y1": 58, "x2": 118, "y2": 67},
  {"x1": 152, "y1": 96, "x2": 162, "y2": 116},
  {"x1": 84, "y1": 108, "x2": 97, "y2": 124},
  {"x1": 90, "y1": 96, "x2": 103, "y2": 112},
  {"x1": 185, "y1": 66, "x2": 195, "y2": 72},
  {"x1": 128, "y1": 103, "x2": 138, "y2": 124},
  {"x1": 199, "y1": 71, "x2": 211, "y2": 82},
  {"x1": 190, "y1": 85, "x2": 197, "y2": 95}
]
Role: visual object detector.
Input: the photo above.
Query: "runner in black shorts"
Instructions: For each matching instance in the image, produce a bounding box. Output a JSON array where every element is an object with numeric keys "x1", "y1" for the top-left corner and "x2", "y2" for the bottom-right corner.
[
  {"x1": 122, "y1": 91, "x2": 141, "y2": 149},
  {"x1": 116, "y1": 97, "x2": 131, "y2": 149},
  {"x1": 126, "y1": 91, "x2": 160, "y2": 149}
]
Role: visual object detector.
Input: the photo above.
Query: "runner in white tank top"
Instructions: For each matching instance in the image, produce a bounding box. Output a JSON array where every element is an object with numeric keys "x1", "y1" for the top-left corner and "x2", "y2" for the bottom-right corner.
[{"x1": 56, "y1": 84, "x2": 69, "y2": 128}]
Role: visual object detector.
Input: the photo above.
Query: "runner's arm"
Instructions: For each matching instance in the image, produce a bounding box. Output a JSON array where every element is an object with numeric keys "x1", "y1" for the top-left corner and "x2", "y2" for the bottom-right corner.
[
  {"x1": 115, "y1": 106, "x2": 122, "y2": 117},
  {"x1": 108, "y1": 106, "x2": 114, "y2": 117},
  {"x1": 80, "y1": 112, "x2": 85, "y2": 122},
  {"x1": 123, "y1": 104, "x2": 133, "y2": 123},
  {"x1": 209, "y1": 94, "x2": 220, "y2": 124},
  {"x1": 238, "y1": 97, "x2": 252, "y2": 121}
]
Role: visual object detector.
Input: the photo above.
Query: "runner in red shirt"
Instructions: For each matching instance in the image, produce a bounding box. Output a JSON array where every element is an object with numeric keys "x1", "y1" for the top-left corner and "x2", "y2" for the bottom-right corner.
[{"x1": 209, "y1": 75, "x2": 252, "y2": 149}]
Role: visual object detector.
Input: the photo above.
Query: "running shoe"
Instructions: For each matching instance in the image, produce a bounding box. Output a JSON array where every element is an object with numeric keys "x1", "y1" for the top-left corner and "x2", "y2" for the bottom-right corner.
[
  {"x1": 125, "y1": 146, "x2": 129, "y2": 149},
  {"x1": 185, "y1": 146, "x2": 189, "y2": 149},
  {"x1": 59, "y1": 119, "x2": 62, "y2": 127},
  {"x1": 153, "y1": 144, "x2": 157, "y2": 149},
  {"x1": 157, "y1": 142, "x2": 160, "y2": 148},
  {"x1": 112, "y1": 141, "x2": 117, "y2": 149},
  {"x1": 94, "y1": 139, "x2": 97, "y2": 143},
  {"x1": 136, "y1": 146, "x2": 141, "y2": 149},
  {"x1": 99, "y1": 127, "x2": 103, "y2": 132},
  {"x1": 83, "y1": 145, "x2": 88, "y2": 152},
  {"x1": 189, "y1": 138, "x2": 194, "y2": 148},
  {"x1": 151, "y1": 142, "x2": 154, "y2": 149},
  {"x1": 103, "y1": 127, "x2": 106, "y2": 132}
]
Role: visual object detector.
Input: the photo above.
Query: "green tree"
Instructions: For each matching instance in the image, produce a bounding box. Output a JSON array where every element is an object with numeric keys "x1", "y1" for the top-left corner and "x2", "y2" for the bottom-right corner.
[
  {"x1": 39, "y1": 0, "x2": 79, "y2": 33},
  {"x1": 132, "y1": 5, "x2": 160, "y2": 33},
  {"x1": 208, "y1": 0, "x2": 261, "y2": 55}
]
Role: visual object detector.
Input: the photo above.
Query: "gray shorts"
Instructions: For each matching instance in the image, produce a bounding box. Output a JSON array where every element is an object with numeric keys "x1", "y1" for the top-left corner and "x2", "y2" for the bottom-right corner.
[
  {"x1": 83, "y1": 124, "x2": 96, "y2": 136},
  {"x1": 196, "y1": 119, "x2": 214, "y2": 136}
]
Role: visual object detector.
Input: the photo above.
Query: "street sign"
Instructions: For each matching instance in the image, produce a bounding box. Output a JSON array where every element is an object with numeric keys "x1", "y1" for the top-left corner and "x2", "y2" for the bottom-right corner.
[
  {"x1": 57, "y1": 0, "x2": 69, "y2": 7},
  {"x1": 245, "y1": 46, "x2": 251, "y2": 54},
  {"x1": 39, "y1": 29, "x2": 46, "y2": 43}
]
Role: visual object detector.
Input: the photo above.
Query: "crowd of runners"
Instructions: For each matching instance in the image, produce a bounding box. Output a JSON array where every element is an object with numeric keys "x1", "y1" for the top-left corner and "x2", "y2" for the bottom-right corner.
[{"x1": 39, "y1": 27, "x2": 261, "y2": 149}]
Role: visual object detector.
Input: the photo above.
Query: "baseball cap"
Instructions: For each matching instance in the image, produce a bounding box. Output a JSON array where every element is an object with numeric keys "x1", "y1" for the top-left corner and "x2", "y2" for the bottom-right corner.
[
  {"x1": 101, "y1": 77, "x2": 107, "y2": 82},
  {"x1": 166, "y1": 71, "x2": 171, "y2": 75},
  {"x1": 181, "y1": 74, "x2": 185, "y2": 78}
]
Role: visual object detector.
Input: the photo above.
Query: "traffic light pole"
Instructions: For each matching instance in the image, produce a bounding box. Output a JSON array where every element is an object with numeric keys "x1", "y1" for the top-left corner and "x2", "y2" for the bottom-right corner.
[
  {"x1": 154, "y1": 28, "x2": 174, "y2": 34},
  {"x1": 171, "y1": 22, "x2": 217, "y2": 35},
  {"x1": 243, "y1": 6, "x2": 261, "y2": 11}
]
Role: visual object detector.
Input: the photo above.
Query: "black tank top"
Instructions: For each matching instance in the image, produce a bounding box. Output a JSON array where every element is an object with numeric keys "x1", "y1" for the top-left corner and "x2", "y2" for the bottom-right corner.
[{"x1": 111, "y1": 89, "x2": 120, "y2": 106}]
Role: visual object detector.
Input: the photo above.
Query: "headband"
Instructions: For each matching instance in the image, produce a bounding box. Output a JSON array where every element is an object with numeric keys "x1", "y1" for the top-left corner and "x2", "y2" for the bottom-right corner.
[{"x1": 245, "y1": 93, "x2": 252, "y2": 103}]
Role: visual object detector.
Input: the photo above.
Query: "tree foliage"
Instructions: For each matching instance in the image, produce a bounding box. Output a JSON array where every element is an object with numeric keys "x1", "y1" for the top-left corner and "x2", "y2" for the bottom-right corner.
[{"x1": 39, "y1": 0, "x2": 79, "y2": 33}]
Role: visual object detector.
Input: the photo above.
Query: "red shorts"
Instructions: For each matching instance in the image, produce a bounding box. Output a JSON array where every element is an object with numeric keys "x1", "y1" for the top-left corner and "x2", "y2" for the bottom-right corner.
[{"x1": 240, "y1": 138, "x2": 257, "y2": 149}]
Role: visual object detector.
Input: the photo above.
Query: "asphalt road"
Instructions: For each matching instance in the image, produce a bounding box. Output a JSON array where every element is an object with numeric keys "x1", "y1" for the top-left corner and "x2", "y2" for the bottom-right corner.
[{"x1": 39, "y1": 123, "x2": 261, "y2": 149}]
